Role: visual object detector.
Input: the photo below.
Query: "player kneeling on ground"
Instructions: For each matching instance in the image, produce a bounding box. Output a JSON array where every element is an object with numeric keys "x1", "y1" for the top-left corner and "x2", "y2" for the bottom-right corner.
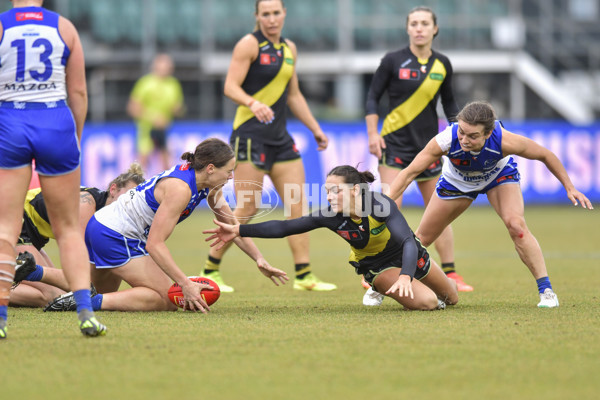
[{"x1": 45, "y1": 138, "x2": 288, "y2": 313}]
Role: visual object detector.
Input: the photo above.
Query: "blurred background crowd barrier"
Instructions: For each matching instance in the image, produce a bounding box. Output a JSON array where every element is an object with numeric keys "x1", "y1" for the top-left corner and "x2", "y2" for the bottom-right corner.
[
  {"x1": 6, "y1": 0, "x2": 598, "y2": 203},
  {"x1": 81, "y1": 120, "x2": 600, "y2": 206}
]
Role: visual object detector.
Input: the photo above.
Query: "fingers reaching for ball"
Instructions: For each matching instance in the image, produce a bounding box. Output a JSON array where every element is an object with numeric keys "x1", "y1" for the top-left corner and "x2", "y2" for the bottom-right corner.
[{"x1": 183, "y1": 297, "x2": 209, "y2": 313}]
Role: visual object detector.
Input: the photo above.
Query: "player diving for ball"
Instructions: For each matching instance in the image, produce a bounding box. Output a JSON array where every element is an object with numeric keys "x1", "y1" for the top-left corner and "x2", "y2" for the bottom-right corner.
[{"x1": 205, "y1": 165, "x2": 459, "y2": 311}]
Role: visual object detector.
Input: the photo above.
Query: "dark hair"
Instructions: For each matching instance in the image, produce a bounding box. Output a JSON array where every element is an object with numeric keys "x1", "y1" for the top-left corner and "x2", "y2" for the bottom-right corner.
[
  {"x1": 327, "y1": 165, "x2": 375, "y2": 185},
  {"x1": 107, "y1": 162, "x2": 145, "y2": 190},
  {"x1": 180, "y1": 138, "x2": 235, "y2": 171},
  {"x1": 456, "y1": 101, "x2": 497, "y2": 134},
  {"x1": 406, "y1": 6, "x2": 438, "y2": 38}
]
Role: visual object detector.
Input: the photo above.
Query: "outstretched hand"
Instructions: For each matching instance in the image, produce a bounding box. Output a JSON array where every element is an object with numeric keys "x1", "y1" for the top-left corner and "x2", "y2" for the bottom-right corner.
[
  {"x1": 256, "y1": 258, "x2": 289, "y2": 286},
  {"x1": 385, "y1": 275, "x2": 414, "y2": 299},
  {"x1": 203, "y1": 219, "x2": 239, "y2": 250},
  {"x1": 567, "y1": 188, "x2": 594, "y2": 210}
]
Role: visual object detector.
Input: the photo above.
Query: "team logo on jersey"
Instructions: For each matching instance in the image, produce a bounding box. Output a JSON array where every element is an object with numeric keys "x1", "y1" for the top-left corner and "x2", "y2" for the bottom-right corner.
[
  {"x1": 429, "y1": 73, "x2": 444, "y2": 81},
  {"x1": 483, "y1": 159, "x2": 499, "y2": 170},
  {"x1": 16, "y1": 12, "x2": 43, "y2": 21},
  {"x1": 420, "y1": 65, "x2": 427, "y2": 74},
  {"x1": 399, "y1": 68, "x2": 420, "y2": 80}
]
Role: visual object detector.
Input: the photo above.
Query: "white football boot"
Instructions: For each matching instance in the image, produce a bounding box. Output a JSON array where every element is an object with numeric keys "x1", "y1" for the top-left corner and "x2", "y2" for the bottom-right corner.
[
  {"x1": 537, "y1": 288, "x2": 559, "y2": 308},
  {"x1": 363, "y1": 287, "x2": 384, "y2": 306}
]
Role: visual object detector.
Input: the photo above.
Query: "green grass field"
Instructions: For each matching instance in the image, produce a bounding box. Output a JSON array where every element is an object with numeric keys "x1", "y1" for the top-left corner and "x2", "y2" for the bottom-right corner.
[{"x1": 3, "y1": 206, "x2": 599, "y2": 400}]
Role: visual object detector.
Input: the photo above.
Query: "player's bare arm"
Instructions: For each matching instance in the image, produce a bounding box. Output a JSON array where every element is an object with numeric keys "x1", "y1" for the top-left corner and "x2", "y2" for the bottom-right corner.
[
  {"x1": 387, "y1": 138, "x2": 445, "y2": 200},
  {"x1": 501, "y1": 128, "x2": 593, "y2": 209},
  {"x1": 78, "y1": 192, "x2": 97, "y2": 234},
  {"x1": 285, "y1": 41, "x2": 328, "y2": 151}
]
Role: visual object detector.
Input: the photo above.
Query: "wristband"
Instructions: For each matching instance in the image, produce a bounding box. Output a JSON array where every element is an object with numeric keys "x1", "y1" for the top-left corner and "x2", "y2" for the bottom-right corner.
[{"x1": 247, "y1": 99, "x2": 256, "y2": 108}]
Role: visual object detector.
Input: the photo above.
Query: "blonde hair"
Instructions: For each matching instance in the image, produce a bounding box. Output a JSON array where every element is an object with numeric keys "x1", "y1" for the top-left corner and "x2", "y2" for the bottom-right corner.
[{"x1": 107, "y1": 162, "x2": 145, "y2": 190}]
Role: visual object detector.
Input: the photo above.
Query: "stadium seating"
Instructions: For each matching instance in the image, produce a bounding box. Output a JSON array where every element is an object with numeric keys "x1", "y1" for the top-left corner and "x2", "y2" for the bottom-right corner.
[{"x1": 62, "y1": 0, "x2": 511, "y2": 51}]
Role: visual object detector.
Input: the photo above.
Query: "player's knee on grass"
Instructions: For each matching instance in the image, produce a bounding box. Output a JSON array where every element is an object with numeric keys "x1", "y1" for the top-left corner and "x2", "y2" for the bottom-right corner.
[
  {"x1": 398, "y1": 292, "x2": 439, "y2": 311},
  {"x1": 445, "y1": 290, "x2": 459, "y2": 306},
  {"x1": 9, "y1": 285, "x2": 55, "y2": 308}
]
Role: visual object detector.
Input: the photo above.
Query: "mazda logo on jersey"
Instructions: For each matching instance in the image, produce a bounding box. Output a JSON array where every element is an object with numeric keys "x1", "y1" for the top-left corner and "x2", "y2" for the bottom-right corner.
[{"x1": 399, "y1": 68, "x2": 420, "y2": 80}]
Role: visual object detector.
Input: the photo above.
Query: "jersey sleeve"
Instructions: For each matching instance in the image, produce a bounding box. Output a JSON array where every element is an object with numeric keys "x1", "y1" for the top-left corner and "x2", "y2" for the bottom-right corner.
[
  {"x1": 240, "y1": 215, "x2": 323, "y2": 238},
  {"x1": 380, "y1": 195, "x2": 419, "y2": 279},
  {"x1": 365, "y1": 53, "x2": 393, "y2": 116},
  {"x1": 435, "y1": 125, "x2": 453, "y2": 153},
  {"x1": 439, "y1": 56, "x2": 459, "y2": 122}
]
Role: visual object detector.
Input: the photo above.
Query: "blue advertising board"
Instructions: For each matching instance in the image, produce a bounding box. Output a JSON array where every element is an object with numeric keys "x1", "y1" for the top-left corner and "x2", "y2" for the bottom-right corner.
[{"x1": 80, "y1": 120, "x2": 600, "y2": 207}]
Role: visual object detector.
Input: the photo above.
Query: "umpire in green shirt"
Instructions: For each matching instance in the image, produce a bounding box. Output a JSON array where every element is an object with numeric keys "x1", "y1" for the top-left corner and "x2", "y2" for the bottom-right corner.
[{"x1": 127, "y1": 53, "x2": 185, "y2": 174}]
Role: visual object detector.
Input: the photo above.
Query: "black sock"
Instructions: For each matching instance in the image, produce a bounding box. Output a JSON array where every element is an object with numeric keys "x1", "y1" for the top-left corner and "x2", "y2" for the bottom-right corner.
[
  {"x1": 442, "y1": 262, "x2": 456, "y2": 275},
  {"x1": 204, "y1": 256, "x2": 222, "y2": 274},
  {"x1": 295, "y1": 263, "x2": 310, "y2": 279}
]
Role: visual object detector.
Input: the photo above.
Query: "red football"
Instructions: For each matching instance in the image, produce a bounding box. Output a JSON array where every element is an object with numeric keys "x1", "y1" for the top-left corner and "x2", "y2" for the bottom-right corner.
[{"x1": 168, "y1": 276, "x2": 221, "y2": 308}]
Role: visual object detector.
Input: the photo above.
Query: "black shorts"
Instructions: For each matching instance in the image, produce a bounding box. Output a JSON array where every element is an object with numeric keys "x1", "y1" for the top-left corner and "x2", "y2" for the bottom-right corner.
[
  {"x1": 359, "y1": 251, "x2": 431, "y2": 287},
  {"x1": 150, "y1": 129, "x2": 167, "y2": 150},
  {"x1": 231, "y1": 134, "x2": 300, "y2": 172},
  {"x1": 18, "y1": 213, "x2": 48, "y2": 251},
  {"x1": 379, "y1": 137, "x2": 442, "y2": 181}
]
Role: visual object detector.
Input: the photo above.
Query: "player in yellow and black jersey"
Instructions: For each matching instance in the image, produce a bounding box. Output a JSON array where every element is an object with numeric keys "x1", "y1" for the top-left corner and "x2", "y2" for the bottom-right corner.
[
  {"x1": 10, "y1": 164, "x2": 144, "y2": 308},
  {"x1": 20, "y1": 186, "x2": 107, "y2": 251},
  {"x1": 204, "y1": 165, "x2": 458, "y2": 311},
  {"x1": 202, "y1": 0, "x2": 336, "y2": 293},
  {"x1": 365, "y1": 6, "x2": 473, "y2": 292}
]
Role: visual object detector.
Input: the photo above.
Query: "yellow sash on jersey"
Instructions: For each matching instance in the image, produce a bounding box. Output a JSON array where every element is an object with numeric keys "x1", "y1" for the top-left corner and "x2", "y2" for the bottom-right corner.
[
  {"x1": 233, "y1": 42, "x2": 294, "y2": 130},
  {"x1": 23, "y1": 188, "x2": 54, "y2": 240},
  {"x1": 349, "y1": 217, "x2": 390, "y2": 263},
  {"x1": 380, "y1": 58, "x2": 447, "y2": 137}
]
